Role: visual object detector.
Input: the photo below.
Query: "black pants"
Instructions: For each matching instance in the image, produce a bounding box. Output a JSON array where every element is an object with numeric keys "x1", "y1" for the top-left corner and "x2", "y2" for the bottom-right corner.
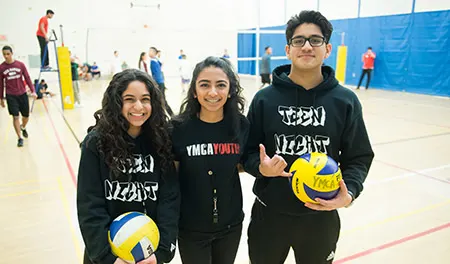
[
  {"x1": 357, "y1": 69, "x2": 372, "y2": 89},
  {"x1": 248, "y1": 200, "x2": 340, "y2": 264},
  {"x1": 37, "y1": 36, "x2": 49, "y2": 67},
  {"x1": 178, "y1": 223, "x2": 242, "y2": 264},
  {"x1": 260, "y1": 73, "x2": 271, "y2": 84},
  {"x1": 157, "y1": 82, "x2": 174, "y2": 116}
]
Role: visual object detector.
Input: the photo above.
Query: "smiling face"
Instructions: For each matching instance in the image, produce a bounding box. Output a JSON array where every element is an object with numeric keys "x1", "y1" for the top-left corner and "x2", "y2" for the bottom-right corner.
[
  {"x1": 285, "y1": 23, "x2": 332, "y2": 71},
  {"x1": 194, "y1": 66, "x2": 230, "y2": 121},
  {"x1": 121, "y1": 80, "x2": 152, "y2": 137}
]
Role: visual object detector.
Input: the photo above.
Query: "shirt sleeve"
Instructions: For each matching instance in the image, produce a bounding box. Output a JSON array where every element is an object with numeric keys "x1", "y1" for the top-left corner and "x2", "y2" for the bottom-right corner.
[
  {"x1": 21, "y1": 63, "x2": 35, "y2": 93},
  {"x1": 154, "y1": 163, "x2": 180, "y2": 263},
  {"x1": 242, "y1": 95, "x2": 265, "y2": 178},
  {"x1": 340, "y1": 99, "x2": 375, "y2": 199},
  {"x1": 0, "y1": 67, "x2": 5, "y2": 99}
]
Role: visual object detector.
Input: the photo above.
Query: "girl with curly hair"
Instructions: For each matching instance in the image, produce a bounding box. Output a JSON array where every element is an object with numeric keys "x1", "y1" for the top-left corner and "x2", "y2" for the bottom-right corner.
[
  {"x1": 77, "y1": 69, "x2": 180, "y2": 264},
  {"x1": 171, "y1": 57, "x2": 249, "y2": 264}
]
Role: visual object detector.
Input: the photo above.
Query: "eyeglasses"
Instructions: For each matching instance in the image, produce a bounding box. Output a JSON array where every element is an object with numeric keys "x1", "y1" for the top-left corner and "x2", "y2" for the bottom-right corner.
[{"x1": 289, "y1": 36, "x2": 326, "y2": 47}]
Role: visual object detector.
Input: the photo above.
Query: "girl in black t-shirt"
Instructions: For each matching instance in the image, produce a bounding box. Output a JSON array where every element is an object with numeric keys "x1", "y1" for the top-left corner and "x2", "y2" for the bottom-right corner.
[{"x1": 171, "y1": 56, "x2": 249, "y2": 264}]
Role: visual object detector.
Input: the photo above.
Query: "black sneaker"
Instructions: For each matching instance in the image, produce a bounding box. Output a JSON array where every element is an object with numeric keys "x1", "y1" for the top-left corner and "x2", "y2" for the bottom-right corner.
[
  {"x1": 21, "y1": 127, "x2": 28, "y2": 138},
  {"x1": 17, "y1": 138, "x2": 24, "y2": 147}
]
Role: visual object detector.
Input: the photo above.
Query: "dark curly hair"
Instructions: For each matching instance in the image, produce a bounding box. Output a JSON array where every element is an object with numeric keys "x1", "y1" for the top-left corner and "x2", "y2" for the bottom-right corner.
[
  {"x1": 286, "y1": 10, "x2": 333, "y2": 44},
  {"x1": 174, "y1": 56, "x2": 245, "y2": 138},
  {"x1": 88, "y1": 69, "x2": 173, "y2": 178}
]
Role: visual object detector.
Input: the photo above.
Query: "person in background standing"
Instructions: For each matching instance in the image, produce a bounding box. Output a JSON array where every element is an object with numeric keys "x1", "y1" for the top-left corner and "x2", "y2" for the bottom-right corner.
[
  {"x1": 36, "y1": 9, "x2": 54, "y2": 69},
  {"x1": 149, "y1": 47, "x2": 173, "y2": 116},
  {"x1": 112, "y1": 50, "x2": 122, "y2": 75},
  {"x1": 356, "y1": 47, "x2": 376, "y2": 90}
]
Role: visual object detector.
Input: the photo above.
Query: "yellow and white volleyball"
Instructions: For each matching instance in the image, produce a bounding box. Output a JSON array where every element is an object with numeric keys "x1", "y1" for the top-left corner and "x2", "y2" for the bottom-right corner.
[
  {"x1": 108, "y1": 212, "x2": 160, "y2": 264},
  {"x1": 289, "y1": 152, "x2": 342, "y2": 204}
]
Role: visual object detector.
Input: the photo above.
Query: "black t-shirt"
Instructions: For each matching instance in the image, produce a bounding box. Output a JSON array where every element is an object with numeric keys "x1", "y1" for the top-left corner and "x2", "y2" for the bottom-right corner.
[{"x1": 172, "y1": 114, "x2": 249, "y2": 232}]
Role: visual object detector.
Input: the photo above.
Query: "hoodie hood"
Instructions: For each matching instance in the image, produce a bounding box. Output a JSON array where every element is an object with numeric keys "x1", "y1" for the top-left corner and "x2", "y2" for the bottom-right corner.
[{"x1": 272, "y1": 64, "x2": 339, "y2": 93}]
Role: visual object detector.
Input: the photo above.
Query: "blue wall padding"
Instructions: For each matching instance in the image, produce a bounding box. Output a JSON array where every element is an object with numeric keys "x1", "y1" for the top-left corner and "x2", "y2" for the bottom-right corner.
[{"x1": 238, "y1": 10, "x2": 450, "y2": 96}]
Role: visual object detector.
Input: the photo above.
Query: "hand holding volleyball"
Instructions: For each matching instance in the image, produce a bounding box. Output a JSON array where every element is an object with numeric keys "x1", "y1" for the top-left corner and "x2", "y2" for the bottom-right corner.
[
  {"x1": 108, "y1": 212, "x2": 160, "y2": 264},
  {"x1": 136, "y1": 254, "x2": 157, "y2": 264},
  {"x1": 289, "y1": 152, "x2": 348, "y2": 209},
  {"x1": 259, "y1": 144, "x2": 292, "y2": 177},
  {"x1": 304, "y1": 180, "x2": 353, "y2": 211}
]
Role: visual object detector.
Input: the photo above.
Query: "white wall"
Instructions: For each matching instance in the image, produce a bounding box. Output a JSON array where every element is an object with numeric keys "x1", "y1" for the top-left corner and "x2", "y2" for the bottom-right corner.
[
  {"x1": 319, "y1": 0, "x2": 359, "y2": 20},
  {"x1": 415, "y1": 0, "x2": 450, "y2": 12},
  {"x1": 259, "y1": 0, "x2": 286, "y2": 27},
  {"x1": 360, "y1": 0, "x2": 413, "y2": 17},
  {"x1": 236, "y1": 0, "x2": 259, "y2": 29},
  {"x1": 286, "y1": 0, "x2": 319, "y2": 20},
  {"x1": 0, "y1": 0, "x2": 244, "y2": 77},
  {"x1": 1, "y1": 0, "x2": 449, "y2": 77}
]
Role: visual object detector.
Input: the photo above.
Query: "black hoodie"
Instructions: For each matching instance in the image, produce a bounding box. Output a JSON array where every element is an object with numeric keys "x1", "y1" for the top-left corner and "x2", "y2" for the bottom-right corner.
[
  {"x1": 77, "y1": 130, "x2": 180, "y2": 264},
  {"x1": 243, "y1": 64, "x2": 374, "y2": 216}
]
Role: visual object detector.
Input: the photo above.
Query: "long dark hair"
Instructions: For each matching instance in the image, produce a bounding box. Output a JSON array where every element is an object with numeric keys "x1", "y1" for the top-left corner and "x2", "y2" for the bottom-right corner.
[
  {"x1": 88, "y1": 69, "x2": 173, "y2": 178},
  {"x1": 175, "y1": 56, "x2": 245, "y2": 138},
  {"x1": 138, "y1": 52, "x2": 146, "y2": 70}
]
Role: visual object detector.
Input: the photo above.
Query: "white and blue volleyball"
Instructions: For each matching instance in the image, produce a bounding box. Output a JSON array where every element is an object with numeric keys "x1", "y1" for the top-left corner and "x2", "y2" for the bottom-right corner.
[{"x1": 108, "y1": 212, "x2": 160, "y2": 264}]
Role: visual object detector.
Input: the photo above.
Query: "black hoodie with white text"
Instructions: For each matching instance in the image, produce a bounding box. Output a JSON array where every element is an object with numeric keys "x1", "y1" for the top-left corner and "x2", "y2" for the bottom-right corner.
[
  {"x1": 242, "y1": 64, "x2": 374, "y2": 216},
  {"x1": 77, "y1": 130, "x2": 180, "y2": 264}
]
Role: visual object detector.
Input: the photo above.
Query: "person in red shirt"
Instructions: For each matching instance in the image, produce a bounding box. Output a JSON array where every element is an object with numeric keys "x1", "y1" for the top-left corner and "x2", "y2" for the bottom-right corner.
[
  {"x1": 0, "y1": 46, "x2": 37, "y2": 147},
  {"x1": 356, "y1": 47, "x2": 376, "y2": 90},
  {"x1": 36, "y1": 9, "x2": 54, "y2": 69}
]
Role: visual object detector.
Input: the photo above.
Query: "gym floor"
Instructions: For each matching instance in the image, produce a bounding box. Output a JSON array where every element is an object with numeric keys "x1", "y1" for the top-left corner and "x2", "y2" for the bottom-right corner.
[{"x1": 1, "y1": 75, "x2": 449, "y2": 263}]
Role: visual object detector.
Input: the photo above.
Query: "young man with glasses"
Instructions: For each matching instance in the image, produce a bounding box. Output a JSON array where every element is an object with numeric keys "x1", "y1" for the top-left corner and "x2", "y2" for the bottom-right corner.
[{"x1": 243, "y1": 10, "x2": 374, "y2": 263}]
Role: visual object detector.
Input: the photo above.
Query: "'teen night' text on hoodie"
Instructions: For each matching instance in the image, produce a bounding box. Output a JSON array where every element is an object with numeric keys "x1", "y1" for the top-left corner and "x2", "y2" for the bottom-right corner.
[{"x1": 243, "y1": 64, "x2": 374, "y2": 216}]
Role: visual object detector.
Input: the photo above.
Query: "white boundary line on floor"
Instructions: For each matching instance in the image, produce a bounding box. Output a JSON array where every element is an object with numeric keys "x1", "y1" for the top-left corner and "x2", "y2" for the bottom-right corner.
[{"x1": 365, "y1": 163, "x2": 450, "y2": 187}]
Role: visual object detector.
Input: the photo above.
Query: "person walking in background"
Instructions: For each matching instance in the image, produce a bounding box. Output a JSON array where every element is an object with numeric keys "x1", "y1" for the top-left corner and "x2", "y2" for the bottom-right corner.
[
  {"x1": 260, "y1": 46, "x2": 272, "y2": 88},
  {"x1": 0, "y1": 46, "x2": 37, "y2": 147}
]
